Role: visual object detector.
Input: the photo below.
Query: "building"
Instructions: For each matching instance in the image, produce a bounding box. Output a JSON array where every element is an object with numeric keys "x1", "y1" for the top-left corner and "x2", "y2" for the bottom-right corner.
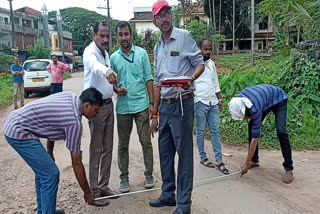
[
  {"x1": 0, "y1": 6, "x2": 74, "y2": 63},
  {"x1": 0, "y1": 7, "x2": 43, "y2": 50},
  {"x1": 130, "y1": 7, "x2": 158, "y2": 34},
  {"x1": 48, "y1": 19, "x2": 74, "y2": 63}
]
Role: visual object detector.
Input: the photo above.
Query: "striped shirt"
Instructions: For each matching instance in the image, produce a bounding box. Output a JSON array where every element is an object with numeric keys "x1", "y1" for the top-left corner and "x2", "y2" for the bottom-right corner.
[
  {"x1": 3, "y1": 92, "x2": 83, "y2": 154},
  {"x1": 237, "y1": 84, "x2": 288, "y2": 138}
]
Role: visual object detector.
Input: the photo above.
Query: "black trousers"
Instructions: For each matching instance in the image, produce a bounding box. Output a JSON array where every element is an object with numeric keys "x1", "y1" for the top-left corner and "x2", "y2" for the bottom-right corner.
[{"x1": 248, "y1": 100, "x2": 294, "y2": 171}]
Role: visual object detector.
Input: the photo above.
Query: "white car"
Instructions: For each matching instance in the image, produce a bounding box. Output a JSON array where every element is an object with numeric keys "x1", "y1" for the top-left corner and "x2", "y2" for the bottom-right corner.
[{"x1": 23, "y1": 59, "x2": 52, "y2": 98}]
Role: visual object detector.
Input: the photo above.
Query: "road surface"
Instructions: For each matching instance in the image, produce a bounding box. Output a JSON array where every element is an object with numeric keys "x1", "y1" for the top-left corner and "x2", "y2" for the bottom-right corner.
[{"x1": 0, "y1": 72, "x2": 319, "y2": 214}]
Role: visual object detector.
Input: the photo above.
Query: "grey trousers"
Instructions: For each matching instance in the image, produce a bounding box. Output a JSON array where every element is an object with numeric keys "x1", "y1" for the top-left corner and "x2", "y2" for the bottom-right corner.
[
  {"x1": 117, "y1": 108, "x2": 153, "y2": 180},
  {"x1": 88, "y1": 101, "x2": 114, "y2": 193},
  {"x1": 13, "y1": 82, "x2": 24, "y2": 108}
]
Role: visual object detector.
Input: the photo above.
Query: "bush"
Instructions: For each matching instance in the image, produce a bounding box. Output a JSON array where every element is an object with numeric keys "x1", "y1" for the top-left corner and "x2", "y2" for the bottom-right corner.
[
  {"x1": 0, "y1": 75, "x2": 14, "y2": 107},
  {"x1": 217, "y1": 53, "x2": 320, "y2": 150}
]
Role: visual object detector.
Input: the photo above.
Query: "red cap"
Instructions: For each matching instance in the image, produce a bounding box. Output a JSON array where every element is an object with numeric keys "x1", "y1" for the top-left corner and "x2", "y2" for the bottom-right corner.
[{"x1": 152, "y1": 0, "x2": 171, "y2": 17}]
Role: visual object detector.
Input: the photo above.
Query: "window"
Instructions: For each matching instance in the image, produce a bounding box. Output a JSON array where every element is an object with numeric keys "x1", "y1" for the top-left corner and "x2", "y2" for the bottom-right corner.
[
  {"x1": 14, "y1": 17, "x2": 20, "y2": 26},
  {"x1": 259, "y1": 16, "x2": 268, "y2": 30},
  {"x1": 23, "y1": 61, "x2": 50, "y2": 72},
  {"x1": 22, "y1": 19, "x2": 32, "y2": 28},
  {"x1": 4, "y1": 17, "x2": 8, "y2": 24},
  {"x1": 258, "y1": 43, "x2": 263, "y2": 50},
  {"x1": 33, "y1": 20, "x2": 38, "y2": 29},
  {"x1": 55, "y1": 38, "x2": 59, "y2": 49}
]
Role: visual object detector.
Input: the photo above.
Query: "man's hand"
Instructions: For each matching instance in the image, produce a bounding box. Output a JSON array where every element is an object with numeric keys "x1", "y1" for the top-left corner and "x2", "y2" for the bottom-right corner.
[
  {"x1": 151, "y1": 118, "x2": 159, "y2": 138},
  {"x1": 84, "y1": 191, "x2": 95, "y2": 205},
  {"x1": 180, "y1": 81, "x2": 191, "y2": 90},
  {"x1": 218, "y1": 100, "x2": 223, "y2": 111},
  {"x1": 240, "y1": 162, "x2": 250, "y2": 177},
  {"x1": 114, "y1": 83, "x2": 128, "y2": 96},
  {"x1": 106, "y1": 69, "x2": 118, "y2": 84}
]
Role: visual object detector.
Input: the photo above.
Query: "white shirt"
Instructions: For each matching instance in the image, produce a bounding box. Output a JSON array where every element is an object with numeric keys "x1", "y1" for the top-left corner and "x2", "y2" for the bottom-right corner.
[
  {"x1": 194, "y1": 59, "x2": 221, "y2": 106},
  {"x1": 83, "y1": 41, "x2": 113, "y2": 99}
]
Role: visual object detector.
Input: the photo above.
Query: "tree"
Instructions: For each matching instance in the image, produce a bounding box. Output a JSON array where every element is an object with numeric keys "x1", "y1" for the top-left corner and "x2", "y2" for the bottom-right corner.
[
  {"x1": 186, "y1": 20, "x2": 209, "y2": 43},
  {"x1": 203, "y1": 0, "x2": 251, "y2": 42},
  {"x1": 48, "y1": 7, "x2": 118, "y2": 55},
  {"x1": 27, "y1": 40, "x2": 51, "y2": 60}
]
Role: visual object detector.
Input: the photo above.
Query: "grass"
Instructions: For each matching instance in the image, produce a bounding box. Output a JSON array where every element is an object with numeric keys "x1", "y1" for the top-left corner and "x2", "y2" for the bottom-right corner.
[
  {"x1": 0, "y1": 72, "x2": 73, "y2": 109},
  {"x1": 0, "y1": 75, "x2": 14, "y2": 108},
  {"x1": 213, "y1": 53, "x2": 320, "y2": 150}
]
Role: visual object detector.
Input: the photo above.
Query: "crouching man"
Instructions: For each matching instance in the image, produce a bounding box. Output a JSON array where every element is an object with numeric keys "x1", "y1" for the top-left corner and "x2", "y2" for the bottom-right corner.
[
  {"x1": 3, "y1": 87, "x2": 105, "y2": 213},
  {"x1": 228, "y1": 84, "x2": 294, "y2": 184}
]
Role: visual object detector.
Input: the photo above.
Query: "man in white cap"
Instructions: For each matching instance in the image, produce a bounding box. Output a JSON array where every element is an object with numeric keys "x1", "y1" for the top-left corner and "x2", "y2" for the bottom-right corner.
[{"x1": 228, "y1": 84, "x2": 294, "y2": 184}]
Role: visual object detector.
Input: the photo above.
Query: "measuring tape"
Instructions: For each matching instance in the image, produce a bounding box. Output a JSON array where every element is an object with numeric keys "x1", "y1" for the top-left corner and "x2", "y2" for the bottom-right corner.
[{"x1": 95, "y1": 171, "x2": 241, "y2": 201}]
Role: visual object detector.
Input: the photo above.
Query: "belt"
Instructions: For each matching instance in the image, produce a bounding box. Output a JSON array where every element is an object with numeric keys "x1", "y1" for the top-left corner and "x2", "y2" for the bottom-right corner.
[
  {"x1": 103, "y1": 98, "x2": 112, "y2": 105},
  {"x1": 162, "y1": 92, "x2": 194, "y2": 104}
]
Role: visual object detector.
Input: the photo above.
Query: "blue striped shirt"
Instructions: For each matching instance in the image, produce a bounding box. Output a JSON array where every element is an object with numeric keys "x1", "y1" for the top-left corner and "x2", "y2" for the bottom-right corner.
[
  {"x1": 3, "y1": 92, "x2": 83, "y2": 154},
  {"x1": 237, "y1": 84, "x2": 288, "y2": 138}
]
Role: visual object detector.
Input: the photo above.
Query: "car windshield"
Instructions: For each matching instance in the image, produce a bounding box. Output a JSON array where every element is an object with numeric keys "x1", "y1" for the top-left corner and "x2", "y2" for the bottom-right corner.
[{"x1": 24, "y1": 61, "x2": 49, "y2": 72}]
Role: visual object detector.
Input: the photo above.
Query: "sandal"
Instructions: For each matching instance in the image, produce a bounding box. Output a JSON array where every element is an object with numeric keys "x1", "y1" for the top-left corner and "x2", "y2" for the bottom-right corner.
[
  {"x1": 200, "y1": 158, "x2": 215, "y2": 168},
  {"x1": 215, "y1": 162, "x2": 229, "y2": 175}
]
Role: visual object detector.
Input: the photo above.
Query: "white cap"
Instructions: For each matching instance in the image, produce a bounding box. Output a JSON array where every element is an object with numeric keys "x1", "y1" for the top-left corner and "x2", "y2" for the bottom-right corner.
[{"x1": 228, "y1": 97, "x2": 253, "y2": 120}]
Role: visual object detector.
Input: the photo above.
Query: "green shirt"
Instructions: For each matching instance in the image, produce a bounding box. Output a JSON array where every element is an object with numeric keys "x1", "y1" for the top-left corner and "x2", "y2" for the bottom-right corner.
[{"x1": 110, "y1": 44, "x2": 153, "y2": 114}]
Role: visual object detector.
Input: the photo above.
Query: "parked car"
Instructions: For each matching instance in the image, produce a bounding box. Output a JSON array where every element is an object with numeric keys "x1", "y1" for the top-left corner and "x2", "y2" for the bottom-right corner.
[{"x1": 23, "y1": 59, "x2": 51, "y2": 98}]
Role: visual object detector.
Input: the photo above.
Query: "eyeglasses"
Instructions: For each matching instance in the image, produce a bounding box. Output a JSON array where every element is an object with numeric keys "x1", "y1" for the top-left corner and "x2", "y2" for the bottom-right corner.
[{"x1": 155, "y1": 11, "x2": 171, "y2": 21}]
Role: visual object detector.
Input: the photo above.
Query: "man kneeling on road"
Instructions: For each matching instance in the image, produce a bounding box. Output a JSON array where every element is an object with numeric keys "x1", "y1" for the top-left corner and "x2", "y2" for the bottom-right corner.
[
  {"x1": 3, "y1": 87, "x2": 107, "y2": 213},
  {"x1": 228, "y1": 84, "x2": 294, "y2": 184}
]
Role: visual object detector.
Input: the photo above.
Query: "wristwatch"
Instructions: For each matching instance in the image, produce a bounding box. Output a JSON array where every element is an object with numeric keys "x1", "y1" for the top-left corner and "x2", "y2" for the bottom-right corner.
[
  {"x1": 149, "y1": 101, "x2": 154, "y2": 105},
  {"x1": 218, "y1": 99, "x2": 223, "y2": 102}
]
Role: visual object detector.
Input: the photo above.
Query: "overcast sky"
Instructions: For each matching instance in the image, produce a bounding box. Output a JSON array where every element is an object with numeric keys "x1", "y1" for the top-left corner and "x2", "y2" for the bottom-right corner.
[{"x1": 0, "y1": 0, "x2": 178, "y2": 21}]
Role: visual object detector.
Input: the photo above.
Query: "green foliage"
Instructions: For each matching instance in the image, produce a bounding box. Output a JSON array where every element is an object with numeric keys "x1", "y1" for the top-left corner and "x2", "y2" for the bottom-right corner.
[
  {"x1": 63, "y1": 71, "x2": 71, "y2": 80},
  {"x1": 0, "y1": 75, "x2": 14, "y2": 107},
  {"x1": 0, "y1": 52, "x2": 14, "y2": 68},
  {"x1": 136, "y1": 30, "x2": 160, "y2": 54},
  {"x1": 203, "y1": 0, "x2": 251, "y2": 39},
  {"x1": 217, "y1": 53, "x2": 320, "y2": 150},
  {"x1": 27, "y1": 40, "x2": 51, "y2": 60},
  {"x1": 258, "y1": 0, "x2": 320, "y2": 53},
  {"x1": 186, "y1": 20, "x2": 209, "y2": 43},
  {"x1": 49, "y1": 7, "x2": 118, "y2": 55},
  {"x1": 279, "y1": 57, "x2": 320, "y2": 111}
]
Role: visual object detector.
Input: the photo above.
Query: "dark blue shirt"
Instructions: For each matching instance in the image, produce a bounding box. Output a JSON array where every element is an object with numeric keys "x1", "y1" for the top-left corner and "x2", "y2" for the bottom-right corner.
[
  {"x1": 10, "y1": 64, "x2": 24, "y2": 83},
  {"x1": 237, "y1": 84, "x2": 288, "y2": 138}
]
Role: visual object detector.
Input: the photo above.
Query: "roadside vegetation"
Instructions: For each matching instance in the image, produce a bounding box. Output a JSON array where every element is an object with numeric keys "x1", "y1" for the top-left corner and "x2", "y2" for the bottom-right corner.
[{"x1": 217, "y1": 53, "x2": 320, "y2": 150}]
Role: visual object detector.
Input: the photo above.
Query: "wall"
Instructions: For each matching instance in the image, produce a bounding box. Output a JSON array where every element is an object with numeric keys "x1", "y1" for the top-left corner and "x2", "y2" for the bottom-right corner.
[{"x1": 135, "y1": 22, "x2": 158, "y2": 34}]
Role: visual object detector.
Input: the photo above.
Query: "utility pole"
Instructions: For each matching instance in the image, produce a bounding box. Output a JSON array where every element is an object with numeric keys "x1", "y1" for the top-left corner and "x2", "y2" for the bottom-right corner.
[
  {"x1": 212, "y1": 0, "x2": 216, "y2": 34},
  {"x1": 97, "y1": 0, "x2": 112, "y2": 54},
  {"x1": 41, "y1": 4, "x2": 50, "y2": 56},
  {"x1": 232, "y1": 0, "x2": 235, "y2": 51},
  {"x1": 251, "y1": 0, "x2": 255, "y2": 66},
  {"x1": 57, "y1": 10, "x2": 65, "y2": 62},
  {"x1": 8, "y1": 0, "x2": 16, "y2": 49},
  {"x1": 107, "y1": 0, "x2": 110, "y2": 18}
]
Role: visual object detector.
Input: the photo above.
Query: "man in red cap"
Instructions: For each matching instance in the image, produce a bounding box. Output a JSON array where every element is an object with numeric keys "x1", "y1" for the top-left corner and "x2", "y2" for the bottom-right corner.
[{"x1": 149, "y1": 1, "x2": 205, "y2": 214}]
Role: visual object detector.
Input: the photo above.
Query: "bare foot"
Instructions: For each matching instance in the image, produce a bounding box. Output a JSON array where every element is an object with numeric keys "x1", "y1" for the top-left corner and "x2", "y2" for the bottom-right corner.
[
  {"x1": 282, "y1": 170, "x2": 293, "y2": 184},
  {"x1": 249, "y1": 162, "x2": 260, "y2": 169}
]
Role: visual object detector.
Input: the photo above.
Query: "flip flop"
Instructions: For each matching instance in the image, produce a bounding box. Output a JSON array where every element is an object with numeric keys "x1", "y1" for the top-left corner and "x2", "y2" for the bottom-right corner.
[
  {"x1": 200, "y1": 158, "x2": 215, "y2": 168},
  {"x1": 215, "y1": 162, "x2": 229, "y2": 175}
]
